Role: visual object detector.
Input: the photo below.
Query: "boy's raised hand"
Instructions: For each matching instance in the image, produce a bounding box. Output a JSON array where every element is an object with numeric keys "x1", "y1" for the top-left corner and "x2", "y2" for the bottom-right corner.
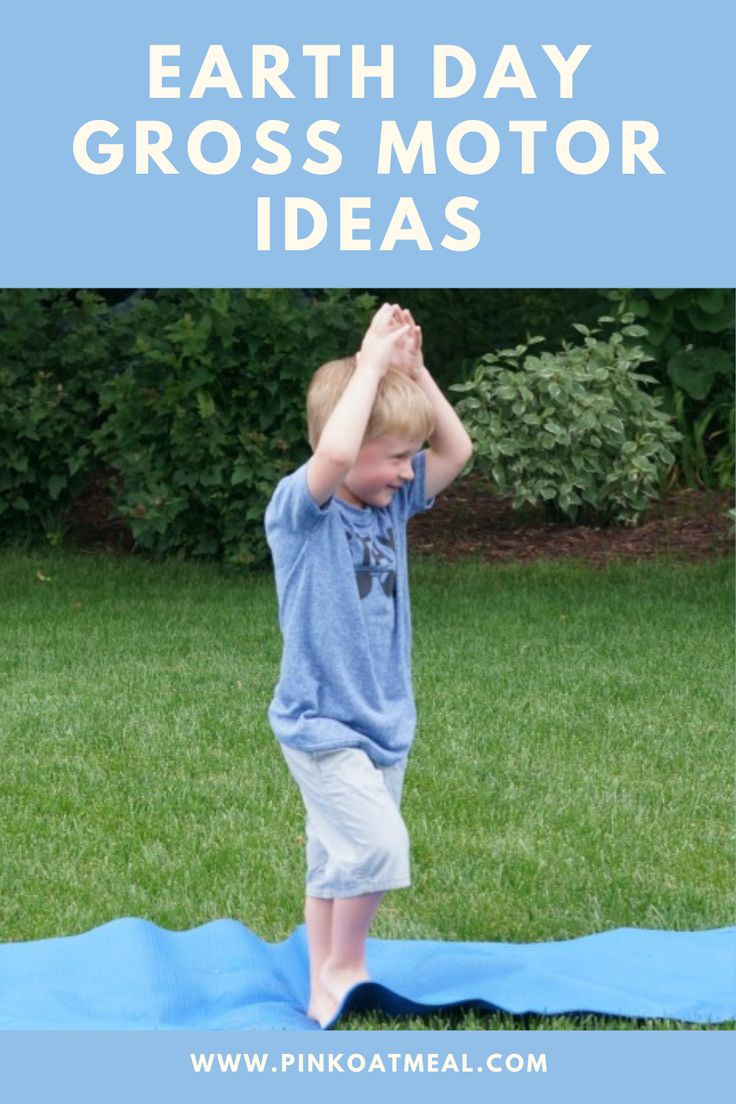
[
  {"x1": 389, "y1": 306, "x2": 423, "y2": 380},
  {"x1": 357, "y1": 303, "x2": 412, "y2": 377}
]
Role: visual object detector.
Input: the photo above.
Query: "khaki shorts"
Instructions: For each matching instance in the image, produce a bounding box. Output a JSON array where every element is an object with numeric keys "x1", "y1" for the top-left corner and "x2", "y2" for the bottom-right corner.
[{"x1": 280, "y1": 744, "x2": 411, "y2": 899}]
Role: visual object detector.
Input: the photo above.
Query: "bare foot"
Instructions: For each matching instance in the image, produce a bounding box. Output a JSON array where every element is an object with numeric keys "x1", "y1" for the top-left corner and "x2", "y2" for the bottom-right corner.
[
  {"x1": 307, "y1": 987, "x2": 339, "y2": 1028},
  {"x1": 320, "y1": 960, "x2": 370, "y2": 1007}
]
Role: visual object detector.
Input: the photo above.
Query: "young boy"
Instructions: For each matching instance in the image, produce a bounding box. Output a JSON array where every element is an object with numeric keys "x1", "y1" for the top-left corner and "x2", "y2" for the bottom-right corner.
[{"x1": 265, "y1": 302, "x2": 473, "y2": 1026}]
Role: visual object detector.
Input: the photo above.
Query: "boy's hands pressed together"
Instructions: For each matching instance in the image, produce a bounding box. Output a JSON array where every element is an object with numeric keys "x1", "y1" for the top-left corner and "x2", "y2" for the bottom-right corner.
[
  {"x1": 357, "y1": 303, "x2": 412, "y2": 378},
  {"x1": 389, "y1": 307, "x2": 423, "y2": 381}
]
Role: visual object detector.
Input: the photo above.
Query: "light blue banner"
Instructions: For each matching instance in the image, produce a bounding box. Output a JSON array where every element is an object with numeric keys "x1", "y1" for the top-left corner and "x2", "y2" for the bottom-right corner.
[
  {"x1": 0, "y1": 0, "x2": 733, "y2": 285},
  {"x1": 1, "y1": 1030, "x2": 734, "y2": 1103}
]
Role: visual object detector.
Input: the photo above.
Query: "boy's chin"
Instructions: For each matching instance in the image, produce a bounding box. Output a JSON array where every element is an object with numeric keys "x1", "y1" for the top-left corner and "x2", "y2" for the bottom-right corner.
[{"x1": 347, "y1": 485, "x2": 396, "y2": 507}]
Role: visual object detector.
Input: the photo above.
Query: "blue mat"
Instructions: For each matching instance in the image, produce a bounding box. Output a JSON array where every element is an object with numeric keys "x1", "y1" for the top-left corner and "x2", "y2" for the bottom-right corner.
[{"x1": 0, "y1": 919, "x2": 733, "y2": 1029}]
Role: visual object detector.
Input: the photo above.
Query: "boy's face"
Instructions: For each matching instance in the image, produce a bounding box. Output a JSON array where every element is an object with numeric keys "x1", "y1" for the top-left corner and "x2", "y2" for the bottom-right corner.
[{"x1": 337, "y1": 433, "x2": 423, "y2": 509}]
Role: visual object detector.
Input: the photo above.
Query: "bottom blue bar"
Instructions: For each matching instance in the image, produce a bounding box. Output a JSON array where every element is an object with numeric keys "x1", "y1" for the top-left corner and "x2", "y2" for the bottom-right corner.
[{"x1": 0, "y1": 1030, "x2": 731, "y2": 1104}]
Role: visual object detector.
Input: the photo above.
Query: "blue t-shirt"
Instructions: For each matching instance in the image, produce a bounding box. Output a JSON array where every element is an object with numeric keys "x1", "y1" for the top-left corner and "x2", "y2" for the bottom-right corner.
[{"x1": 265, "y1": 449, "x2": 434, "y2": 766}]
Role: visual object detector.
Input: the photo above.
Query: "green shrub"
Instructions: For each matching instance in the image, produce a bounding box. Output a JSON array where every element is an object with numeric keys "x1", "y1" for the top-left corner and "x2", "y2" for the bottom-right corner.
[
  {"x1": 450, "y1": 317, "x2": 682, "y2": 526},
  {"x1": 95, "y1": 288, "x2": 375, "y2": 566},
  {"x1": 601, "y1": 289, "x2": 734, "y2": 490},
  {"x1": 0, "y1": 289, "x2": 110, "y2": 542}
]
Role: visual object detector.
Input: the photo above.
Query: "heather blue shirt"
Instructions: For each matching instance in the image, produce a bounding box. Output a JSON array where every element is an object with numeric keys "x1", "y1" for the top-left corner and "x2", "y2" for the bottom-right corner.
[{"x1": 265, "y1": 449, "x2": 434, "y2": 767}]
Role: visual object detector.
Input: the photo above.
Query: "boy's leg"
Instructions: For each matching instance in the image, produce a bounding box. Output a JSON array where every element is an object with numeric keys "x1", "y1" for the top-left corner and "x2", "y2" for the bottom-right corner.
[
  {"x1": 320, "y1": 890, "x2": 385, "y2": 1003},
  {"x1": 281, "y1": 746, "x2": 409, "y2": 1021},
  {"x1": 305, "y1": 890, "x2": 385, "y2": 1022},
  {"x1": 304, "y1": 896, "x2": 336, "y2": 1024},
  {"x1": 280, "y1": 750, "x2": 337, "y2": 1022},
  {"x1": 318, "y1": 758, "x2": 407, "y2": 1002}
]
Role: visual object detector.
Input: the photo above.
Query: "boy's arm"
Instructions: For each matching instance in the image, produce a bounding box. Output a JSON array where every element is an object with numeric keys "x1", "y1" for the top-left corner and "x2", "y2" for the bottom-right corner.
[
  {"x1": 306, "y1": 304, "x2": 410, "y2": 507},
  {"x1": 390, "y1": 307, "x2": 473, "y2": 499},
  {"x1": 414, "y1": 366, "x2": 474, "y2": 500}
]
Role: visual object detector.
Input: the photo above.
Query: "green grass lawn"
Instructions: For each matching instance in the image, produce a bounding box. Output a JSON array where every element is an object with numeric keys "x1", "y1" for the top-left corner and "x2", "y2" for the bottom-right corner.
[{"x1": 1, "y1": 548, "x2": 733, "y2": 1029}]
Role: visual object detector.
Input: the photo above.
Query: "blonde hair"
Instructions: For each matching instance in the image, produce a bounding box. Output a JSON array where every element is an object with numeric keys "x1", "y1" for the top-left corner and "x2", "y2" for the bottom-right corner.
[{"x1": 306, "y1": 357, "x2": 435, "y2": 450}]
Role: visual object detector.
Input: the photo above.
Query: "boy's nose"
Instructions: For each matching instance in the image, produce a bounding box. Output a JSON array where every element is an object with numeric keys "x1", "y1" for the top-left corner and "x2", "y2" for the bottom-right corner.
[{"x1": 400, "y1": 462, "x2": 414, "y2": 481}]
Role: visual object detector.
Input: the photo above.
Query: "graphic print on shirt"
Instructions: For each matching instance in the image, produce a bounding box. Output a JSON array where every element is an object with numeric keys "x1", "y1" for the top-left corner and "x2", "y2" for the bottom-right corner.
[{"x1": 345, "y1": 527, "x2": 396, "y2": 599}]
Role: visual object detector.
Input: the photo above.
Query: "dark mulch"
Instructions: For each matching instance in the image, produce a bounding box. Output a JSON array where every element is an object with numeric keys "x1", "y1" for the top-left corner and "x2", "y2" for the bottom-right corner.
[
  {"x1": 68, "y1": 470, "x2": 733, "y2": 567},
  {"x1": 408, "y1": 474, "x2": 733, "y2": 567}
]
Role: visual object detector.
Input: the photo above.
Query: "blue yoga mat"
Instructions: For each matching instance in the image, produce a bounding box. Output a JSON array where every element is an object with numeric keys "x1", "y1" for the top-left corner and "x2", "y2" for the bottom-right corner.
[{"x1": 0, "y1": 919, "x2": 733, "y2": 1029}]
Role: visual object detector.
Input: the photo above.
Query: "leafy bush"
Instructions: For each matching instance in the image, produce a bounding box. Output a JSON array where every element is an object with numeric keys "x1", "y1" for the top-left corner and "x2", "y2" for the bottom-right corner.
[
  {"x1": 95, "y1": 288, "x2": 375, "y2": 566},
  {"x1": 601, "y1": 289, "x2": 734, "y2": 490},
  {"x1": 450, "y1": 317, "x2": 682, "y2": 526},
  {"x1": 0, "y1": 289, "x2": 110, "y2": 541}
]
